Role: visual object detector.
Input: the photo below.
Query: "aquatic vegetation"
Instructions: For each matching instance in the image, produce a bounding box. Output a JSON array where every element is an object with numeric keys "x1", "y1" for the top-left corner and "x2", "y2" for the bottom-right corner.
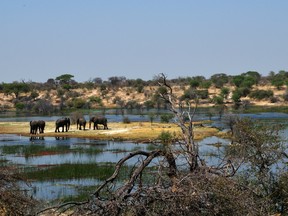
[
  {"x1": 0, "y1": 144, "x2": 103, "y2": 157},
  {"x1": 24, "y1": 162, "x2": 117, "y2": 181}
]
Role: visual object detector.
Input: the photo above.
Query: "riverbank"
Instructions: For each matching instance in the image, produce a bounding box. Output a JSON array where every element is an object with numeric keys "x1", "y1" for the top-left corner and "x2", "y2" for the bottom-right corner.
[{"x1": 0, "y1": 121, "x2": 225, "y2": 142}]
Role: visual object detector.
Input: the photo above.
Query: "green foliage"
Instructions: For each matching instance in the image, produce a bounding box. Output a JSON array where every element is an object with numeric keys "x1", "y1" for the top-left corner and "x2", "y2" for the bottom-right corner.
[
  {"x1": 269, "y1": 71, "x2": 288, "y2": 89},
  {"x1": 15, "y1": 102, "x2": 25, "y2": 110},
  {"x1": 189, "y1": 79, "x2": 200, "y2": 89},
  {"x1": 157, "y1": 131, "x2": 173, "y2": 144},
  {"x1": 227, "y1": 117, "x2": 284, "y2": 194},
  {"x1": 181, "y1": 88, "x2": 197, "y2": 100},
  {"x1": 68, "y1": 98, "x2": 87, "y2": 109},
  {"x1": 143, "y1": 100, "x2": 155, "y2": 109},
  {"x1": 136, "y1": 84, "x2": 144, "y2": 93},
  {"x1": 232, "y1": 73, "x2": 257, "y2": 89},
  {"x1": 213, "y1": 96, "x2": 224, "y2": 105},
  {"x1": 62, "y1": 83, "x2": 72, "y2": 91},
  {"x1": 220, "y1": 87, "x2": 230, "y2": 99},
  {"x1": 245, "y1": 71, "x2": 261, "y2": 84},
  {"x1": 56, "y1": 74, "x2": 74, "y2": 83},
  {"x1": 249, "y1": 89, "x2": 273, "y2": 100},
  {"x1": 210, "y1": 73, "x2": 229, "y2": 88},
  {"x1": 2, "y1": 82, "x2": 30, "y2": 98},
  {"x1": 157, "y1": 86, "x2": 168, "y2": 95},
  {"x1": 160, "y1": 113, "x2": 174, "y2": 123},
  {"x1": 200, "y1": 80, "x2": 212, "y2": 89},
  {"x1": 148, "y1": 113, "x2": 155, "y2": 124},
  {"x1": 196, "y1": 89, "x2": 209, "y2": 99},
  {"x1": 232, "y1": 89, "x2": 242, "y2": 103},
  {"x1": 30, "y1": 91, "x2": 39, "y2": 100},
  {"x1": 232, "y1": 75, "x2": 244, "y2": 87},
  {"x1": 89, "y1": 96, "x2": 103, "y2": 106}
]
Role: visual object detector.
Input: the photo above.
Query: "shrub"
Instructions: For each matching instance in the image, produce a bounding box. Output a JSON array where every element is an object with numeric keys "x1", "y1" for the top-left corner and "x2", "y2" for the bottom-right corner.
[
  {"x1": 249, "y1": 90, "x2": 273, "y2": 100},
  {"x1": 158, "y1": 131, "x2": 173, "y2": 144},
  {"x1": 69, "y1": 98, "x2": 87, "y2": 109},
  {"x1": 122, "y1": 116, "x2": 131, "y2": 124},
  {"x1": 160, "y1": 113, "x2": 174, "y2": 123},
  {"x1": 213, "y1": 96, "x2": 224, "y2": 105},
  {"x1": 15, "y1": 102, "x2": 25, "y2": 110}
]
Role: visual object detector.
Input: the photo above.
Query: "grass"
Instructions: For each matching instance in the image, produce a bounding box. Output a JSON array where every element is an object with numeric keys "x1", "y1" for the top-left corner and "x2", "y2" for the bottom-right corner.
[
  {"x1": 0, "y1": 144, "x2": 103, "y2": 157},
  {"x1": 24, "y1": 162, "x2": 117, "y2": 181}
]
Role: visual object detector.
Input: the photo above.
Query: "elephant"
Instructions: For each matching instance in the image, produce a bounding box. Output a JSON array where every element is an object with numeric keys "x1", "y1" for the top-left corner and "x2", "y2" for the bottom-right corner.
[
  {"x1": 30, "y1": 120, "x2": 46, "y2": 134},
  {"x1": 77, "y1": 117, "x2": 86, "y2": 130},
  {"x1": 38, "y1": 120, "x2": 46, "y2": 133},
  {"x1": 89, "y1": 116, "x2": 108, "y2": 130},
  {"x1": 55, "y1": 117, "x2": 70, "y2": 132}
]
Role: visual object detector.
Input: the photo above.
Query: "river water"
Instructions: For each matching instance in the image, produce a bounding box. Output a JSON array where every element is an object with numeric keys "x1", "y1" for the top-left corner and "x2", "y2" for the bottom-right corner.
[{"x1": 0, "y1": 111, "x2": 288, "y2": 201}]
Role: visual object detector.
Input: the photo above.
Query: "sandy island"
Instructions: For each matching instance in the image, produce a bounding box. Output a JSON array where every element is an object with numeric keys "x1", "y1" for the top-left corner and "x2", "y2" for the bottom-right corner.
[{"x1": 0, "y1": 121, "x2": 225, "y2": 142}]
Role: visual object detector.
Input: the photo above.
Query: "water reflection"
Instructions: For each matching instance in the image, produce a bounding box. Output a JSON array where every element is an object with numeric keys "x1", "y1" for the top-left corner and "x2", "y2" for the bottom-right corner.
[{"x1": 30, "y1": 136, "x2": 45, "y2": 141}]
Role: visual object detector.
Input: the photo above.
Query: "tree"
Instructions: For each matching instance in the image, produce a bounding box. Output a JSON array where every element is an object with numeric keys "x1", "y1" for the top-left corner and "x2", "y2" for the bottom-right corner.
[
  {"x1": 210, "y1": 73, "x2": 229, "y2": 88},
  {"x1": 2, "y1": 82, "x2": 30, "y2": 98},
  {"x1": 55, "y1": 74, "x2": 74, "y2": 84}
]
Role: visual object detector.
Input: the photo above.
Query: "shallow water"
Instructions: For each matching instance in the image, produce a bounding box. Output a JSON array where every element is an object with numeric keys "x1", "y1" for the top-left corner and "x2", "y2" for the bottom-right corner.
[{"x1": 1, "y1": 111, "x2": 288, "y2": 201}]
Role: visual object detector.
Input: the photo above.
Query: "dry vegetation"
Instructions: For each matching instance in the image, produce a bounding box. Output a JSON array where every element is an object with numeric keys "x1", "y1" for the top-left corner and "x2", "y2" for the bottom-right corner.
[{"x1": 0, "y1": 83, "x2": 287, "y2": 111}]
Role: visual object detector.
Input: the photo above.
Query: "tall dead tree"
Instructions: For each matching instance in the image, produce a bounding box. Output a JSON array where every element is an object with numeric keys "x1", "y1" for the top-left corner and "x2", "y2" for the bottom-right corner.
[{"x1": 157, "y1": 73, "x2": 199, "y2": 171}]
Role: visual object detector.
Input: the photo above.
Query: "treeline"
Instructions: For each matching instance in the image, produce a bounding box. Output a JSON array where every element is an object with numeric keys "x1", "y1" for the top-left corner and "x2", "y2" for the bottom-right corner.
[{"x1": 1, "y1": 70, "x2": 288, "y2": 114}]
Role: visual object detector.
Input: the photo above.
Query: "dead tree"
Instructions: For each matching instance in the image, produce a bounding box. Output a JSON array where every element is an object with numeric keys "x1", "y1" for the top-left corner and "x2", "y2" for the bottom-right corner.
[{"x1": 157, "y1": 73, "x2": 199, "y2": 171}]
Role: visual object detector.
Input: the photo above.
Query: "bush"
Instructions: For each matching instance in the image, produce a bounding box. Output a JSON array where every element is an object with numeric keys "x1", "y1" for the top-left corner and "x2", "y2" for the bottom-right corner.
[
  {"x1": 15, "y1": 102, "x2": 25, "y2": 110},
  {"x1": 122, "y1": 116, "x2": 131, "y2": 124},
  {"x1": 213, "y1": 96, "x2": 224, "y2": 105},
  {"x1": 160, "y1": 113, "x2": 174, "y2": 123},
  {"x1": 249, "y1": 89, "x2": 274, "y2": 100},
  {"x1": 158, "y1": 131, "x2": 173, "y2": 144}
]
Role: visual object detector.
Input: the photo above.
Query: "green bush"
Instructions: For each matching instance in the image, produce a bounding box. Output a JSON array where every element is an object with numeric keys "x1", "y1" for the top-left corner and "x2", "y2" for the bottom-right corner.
[
  {"x1": 160, "y1": 113, "x2": 174, "y2": 123},
  {"x1": 158, "y1": 131, "x2": 173, "y2": 144},
  {"x1": 15, "y1": 102, "x2": 25, "y2": 110},
  {"x1": 249, "y1": 90, "x2": 273, "y2": 100},
  {"x1": 70, "y1": 98, "x2": 86, "y2": 109}
]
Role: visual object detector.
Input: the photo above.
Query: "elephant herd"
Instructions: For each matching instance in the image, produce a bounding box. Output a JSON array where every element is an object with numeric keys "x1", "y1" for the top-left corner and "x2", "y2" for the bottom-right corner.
[{"x1": 29, "y1": 116, "x2": 108, "y2": 135}]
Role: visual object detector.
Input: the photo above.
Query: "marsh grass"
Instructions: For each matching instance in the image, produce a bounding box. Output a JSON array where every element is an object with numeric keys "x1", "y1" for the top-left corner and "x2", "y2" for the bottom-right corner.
[
  {"x1": 0, "y1": 145, "x2": 103, "y2": 157},
  {"x1": 24, "y1": 163, "x2": 117, "y2": 181}
]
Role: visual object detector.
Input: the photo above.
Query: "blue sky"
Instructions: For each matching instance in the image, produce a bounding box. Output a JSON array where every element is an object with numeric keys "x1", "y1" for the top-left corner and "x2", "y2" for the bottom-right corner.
[{"x1": 1, "y1": 1, "x2": 288, "y2": 83}]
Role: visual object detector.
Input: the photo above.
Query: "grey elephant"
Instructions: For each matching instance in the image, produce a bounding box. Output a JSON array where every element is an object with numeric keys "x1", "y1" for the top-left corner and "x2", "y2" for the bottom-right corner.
[
  {"x1": 55, "y1": 117, "x2": 70, "y2": 132},
  {"x1": 77, "y1": 117, "x2": 86, "y2": 130},
  {"x1": 89, "y1": 116, "x2": 108, "y2": 130},
  {"x1": 30, "y1": 120, "x2": 45, "y2": 134}
]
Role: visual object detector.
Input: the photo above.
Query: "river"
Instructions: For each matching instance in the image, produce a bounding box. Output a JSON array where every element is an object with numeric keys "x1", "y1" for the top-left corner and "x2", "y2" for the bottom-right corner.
[{"x1": 0, "y1": 111, "x2": 288, "y2": 201}]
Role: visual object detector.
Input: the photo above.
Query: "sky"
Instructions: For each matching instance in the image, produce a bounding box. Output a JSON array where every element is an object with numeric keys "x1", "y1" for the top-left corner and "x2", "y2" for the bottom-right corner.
[{"x1": 1, "y1": 1, "x2": 288, "y2": 83}]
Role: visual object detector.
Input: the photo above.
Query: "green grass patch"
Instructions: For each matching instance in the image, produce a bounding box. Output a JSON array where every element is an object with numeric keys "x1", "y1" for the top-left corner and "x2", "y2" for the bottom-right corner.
[
  {"x1": 0, "y1": 145, "x2": 103, "y2": 157},
  {"x1": 24, "y1": 163, "x2": 116, "y2": 181}
]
